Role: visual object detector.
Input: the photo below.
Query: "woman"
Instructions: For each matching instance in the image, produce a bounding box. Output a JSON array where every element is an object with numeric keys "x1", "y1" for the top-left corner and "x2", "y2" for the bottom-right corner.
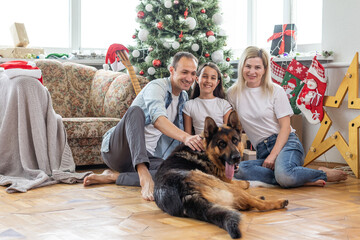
[{"x1": 227, "y1": 46, "x2": 347, "y2": 187}]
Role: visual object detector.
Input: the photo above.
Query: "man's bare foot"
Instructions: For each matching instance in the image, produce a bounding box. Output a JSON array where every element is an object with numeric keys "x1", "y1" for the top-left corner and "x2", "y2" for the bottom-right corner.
[
  {"x1": 304, "y1": 179, "x2": 326, "y2": 187},
  {"x1": 83, "y1": 169, "x2": 119, "y2": 186},
  {"x1": 137, "y1": 163, "x2": 155, "y2": 201},
  {"x1": 318, "y1": 167, "x2": 348, "y2": 182}
]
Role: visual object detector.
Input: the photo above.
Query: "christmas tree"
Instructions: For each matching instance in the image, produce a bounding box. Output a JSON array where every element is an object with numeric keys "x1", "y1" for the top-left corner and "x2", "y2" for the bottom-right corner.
[{"x1": 128, "y1": 0, "x2": 233, "y2": 88}]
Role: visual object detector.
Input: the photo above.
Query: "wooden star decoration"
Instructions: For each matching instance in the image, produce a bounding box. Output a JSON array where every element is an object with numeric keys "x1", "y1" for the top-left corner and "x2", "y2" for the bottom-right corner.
[{"x1": 303, "y1": 52, "x2": 360, "y2": 178}]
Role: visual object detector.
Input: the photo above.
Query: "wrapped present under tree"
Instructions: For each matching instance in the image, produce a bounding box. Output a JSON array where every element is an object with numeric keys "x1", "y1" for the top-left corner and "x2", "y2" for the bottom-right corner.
[{"x1": 267, "y1": 24, "x2": 297, "y2": 56}]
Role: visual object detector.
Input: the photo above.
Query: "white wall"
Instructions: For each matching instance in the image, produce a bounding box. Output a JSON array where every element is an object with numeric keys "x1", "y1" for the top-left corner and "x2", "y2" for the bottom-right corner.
[{"x1": 302, "y1": 0, "x2": 360, "y2": 164}]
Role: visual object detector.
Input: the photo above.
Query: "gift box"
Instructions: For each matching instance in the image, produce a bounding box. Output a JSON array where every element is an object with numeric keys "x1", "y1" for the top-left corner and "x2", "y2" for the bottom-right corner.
[
  {"x1": 0, "y1": 47, "x2": 44, "y2": 58},
  {"x1": 267, "y1": 24, "x2": 297, "y2": 56},
  {"x1": 10, "y1": 22, "x2": 29, "y2": 47}
]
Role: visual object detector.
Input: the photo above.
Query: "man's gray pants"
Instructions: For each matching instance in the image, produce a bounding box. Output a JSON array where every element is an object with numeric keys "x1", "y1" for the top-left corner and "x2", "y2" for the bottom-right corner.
[{"x1": 101, "y1": 106, "x2": 163, "y2": 186}]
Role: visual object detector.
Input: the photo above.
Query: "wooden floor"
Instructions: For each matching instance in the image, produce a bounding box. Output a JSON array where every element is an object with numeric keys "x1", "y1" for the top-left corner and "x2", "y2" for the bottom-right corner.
[{"x1": 0, "y1": 164, "x2": 360, "y2": 240}]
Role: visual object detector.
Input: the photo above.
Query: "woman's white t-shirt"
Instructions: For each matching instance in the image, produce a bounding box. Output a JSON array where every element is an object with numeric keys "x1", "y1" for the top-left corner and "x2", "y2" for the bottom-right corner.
[
  {"x1": 227, "y1": 84, "x2": 294, "y2": 148},
  {"x1": 182, "y1": 97, "x2": 232, "y2": 135}
]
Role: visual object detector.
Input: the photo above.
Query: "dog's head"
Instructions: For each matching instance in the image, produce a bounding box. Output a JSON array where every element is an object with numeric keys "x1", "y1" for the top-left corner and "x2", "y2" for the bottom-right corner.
[{"x1": 203, "y1": 111, "x2": 244, "y2": 181}]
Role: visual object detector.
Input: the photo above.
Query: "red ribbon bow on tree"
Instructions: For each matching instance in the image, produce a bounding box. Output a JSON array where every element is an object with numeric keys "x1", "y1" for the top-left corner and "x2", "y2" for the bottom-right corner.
[{"x1": 267, "y1": 24, "x2": 297, "y2": 55}]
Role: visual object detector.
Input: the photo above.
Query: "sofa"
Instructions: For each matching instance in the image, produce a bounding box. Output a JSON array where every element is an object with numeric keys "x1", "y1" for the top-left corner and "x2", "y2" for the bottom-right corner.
[{"x1": 35, "y1": 59, "x2": 149, "y2": 166}]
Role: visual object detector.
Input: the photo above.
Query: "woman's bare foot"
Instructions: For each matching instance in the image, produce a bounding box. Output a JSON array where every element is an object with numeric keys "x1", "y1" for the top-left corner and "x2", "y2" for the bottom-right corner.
[
  {"x1": 318, "y1": 167, "x2": 348, "y2": 182},
  {"x1": 304, "y1": 179, "x2": 326, "y2": 187},
  {"x1": 83, "y1": 169, "x2": 119, "y2": 186}
]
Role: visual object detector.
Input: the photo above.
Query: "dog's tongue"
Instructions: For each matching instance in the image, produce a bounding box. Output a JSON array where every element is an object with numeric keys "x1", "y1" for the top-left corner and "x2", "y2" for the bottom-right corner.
[{"x1": 225, "y1": 162, "x2": 235, "y2": 180}]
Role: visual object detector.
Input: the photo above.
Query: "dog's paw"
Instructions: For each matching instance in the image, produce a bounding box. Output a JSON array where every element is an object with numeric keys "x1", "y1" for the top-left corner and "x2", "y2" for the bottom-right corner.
[
  {"x1": 224, "y1": 213, "x2": 242, "y2": 239},
  {"x1": 281, "y1": 199, "x2": 289, "y2": 208}
]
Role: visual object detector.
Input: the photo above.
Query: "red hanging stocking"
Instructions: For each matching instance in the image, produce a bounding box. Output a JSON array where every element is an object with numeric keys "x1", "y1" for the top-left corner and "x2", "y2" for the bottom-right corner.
[
  {"x1": 270, "y1": 58, "x2": 286, "y2": 85},
  {"x1": 296, "y1": 56, "x2": 326, "y2": 124}
]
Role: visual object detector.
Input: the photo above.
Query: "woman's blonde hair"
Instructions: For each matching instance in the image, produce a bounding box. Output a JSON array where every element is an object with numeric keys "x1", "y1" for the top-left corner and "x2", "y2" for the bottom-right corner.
[{"x1": 229, "y1": 46, "x2": 274, "y2": 95}]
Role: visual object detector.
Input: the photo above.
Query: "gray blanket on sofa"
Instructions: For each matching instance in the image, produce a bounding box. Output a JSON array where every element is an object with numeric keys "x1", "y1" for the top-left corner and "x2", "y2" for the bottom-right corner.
[{"x1": 0, "y1": 71, "x2": 91, "y2": 193}]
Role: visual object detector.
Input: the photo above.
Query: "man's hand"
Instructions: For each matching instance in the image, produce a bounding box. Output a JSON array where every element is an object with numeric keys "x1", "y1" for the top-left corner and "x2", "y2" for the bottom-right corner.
[{"x1": 184, "y1": 134, "x2": 204, "y2": 152}]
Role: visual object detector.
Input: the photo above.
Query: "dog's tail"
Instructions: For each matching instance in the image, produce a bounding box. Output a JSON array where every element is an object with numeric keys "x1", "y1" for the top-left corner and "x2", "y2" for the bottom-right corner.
[{"x1": 184, "y1": 198, "x2": 242, "y2": 239}]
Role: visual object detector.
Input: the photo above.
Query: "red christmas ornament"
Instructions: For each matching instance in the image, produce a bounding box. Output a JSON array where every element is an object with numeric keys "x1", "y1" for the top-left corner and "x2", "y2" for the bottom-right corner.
[
  {"x1": 132, "y1": 34, "x2": 136, "y2": 39},
  {"x1": 200, "y1": 9, "x2": 206, "y2": 14},
  {"x1": 226, "y1": 57, "x2": 230, "y2": 62},
  {"x1": 157, "y1": 22, "x2": 164, "y2": 30},
  {"x1": 184, "y1": 8, "x2": 188, "y2": 19},
  {"x1": 137, "y1": 11, "x2": 145, "y2": 19},
  {"x1": 148, "y1": 46, "x2": 154, "y2": 52},
  {"x1": 139, "y1": 70, "x2": 144, "y2": 75},
  {"x1": 204, "y1": 53, "x2": 210, "y2": 58},
  {"x1": 152, "y1": 59, "x2": 161, "y2": 68},
  {"x1": 179, "y1": 31, "x2": 183, "y2": 42},
  {"x1": 206, "y1": 30, "x2": 214, "y2": 37}
]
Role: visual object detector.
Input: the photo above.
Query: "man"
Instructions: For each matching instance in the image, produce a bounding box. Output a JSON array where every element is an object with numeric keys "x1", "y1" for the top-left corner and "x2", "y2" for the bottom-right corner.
[{"x1": 83, "y1": 52, "x2": 203, "y2": 201}]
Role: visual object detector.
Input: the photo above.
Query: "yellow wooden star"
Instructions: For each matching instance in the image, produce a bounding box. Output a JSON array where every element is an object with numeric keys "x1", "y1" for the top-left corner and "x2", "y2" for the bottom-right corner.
[{"x1": 303, "y1": 52, "x2": 360, "y2": 178}]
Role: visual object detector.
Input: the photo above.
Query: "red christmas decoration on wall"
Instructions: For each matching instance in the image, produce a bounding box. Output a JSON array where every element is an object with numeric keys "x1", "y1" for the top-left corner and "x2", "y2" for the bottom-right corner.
[
  {"x1": 137, "y1": 11, "x2": 145, "y2": 19},
  {"x1": 152, "y1": 59, "x2": 161, "y2": 67},
  {"x1": 206, "y1": 30, "x2": 214, "y2": 37}
]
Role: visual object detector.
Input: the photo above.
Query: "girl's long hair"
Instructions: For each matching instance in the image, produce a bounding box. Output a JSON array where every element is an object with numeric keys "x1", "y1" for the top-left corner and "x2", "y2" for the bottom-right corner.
[{"x1": 191, "y1": 62, "x2": 225, "y2": 99}]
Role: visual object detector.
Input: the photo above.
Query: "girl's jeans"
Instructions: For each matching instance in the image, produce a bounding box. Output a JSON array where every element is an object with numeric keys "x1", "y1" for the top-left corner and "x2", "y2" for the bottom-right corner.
[{"x1": 235, "y1": 133, "x2": 327, "y2": 187}]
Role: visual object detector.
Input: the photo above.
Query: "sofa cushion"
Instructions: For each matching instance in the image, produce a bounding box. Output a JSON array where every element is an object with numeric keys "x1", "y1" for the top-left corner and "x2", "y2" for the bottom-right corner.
[
  {"x1": 35, "y1": 60, "x2": 71, "y2": 117},
  {"x1": 90, "y1": 70, "x2": 124, "y2": 117},
  {"x1": 62, "y1": 117, "x2": 120, "y2": 139},
  {"x1": 63, "y1": 62, "x2": 97, "y2": 117},
  {"x1": 103, "y1": 74, "x2": 149, "y2": 118}
]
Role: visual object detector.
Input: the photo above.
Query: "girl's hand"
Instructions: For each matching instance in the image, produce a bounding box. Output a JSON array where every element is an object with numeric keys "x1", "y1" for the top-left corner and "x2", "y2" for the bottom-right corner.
[{"x1": 262, "y1": 155, "x2": 276, "y2": 170}]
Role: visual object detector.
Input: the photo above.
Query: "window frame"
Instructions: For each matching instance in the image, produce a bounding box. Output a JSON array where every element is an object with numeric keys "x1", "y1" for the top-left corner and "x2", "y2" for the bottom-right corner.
[{"x1": 0, "y1": 0, "x2": 321, "y2": 57}]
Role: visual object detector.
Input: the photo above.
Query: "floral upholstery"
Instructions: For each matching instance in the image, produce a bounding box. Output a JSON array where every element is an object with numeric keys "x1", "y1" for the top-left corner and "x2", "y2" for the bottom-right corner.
[{"x1": 35, "y1": 60, "x2": 149, "y2": 166}]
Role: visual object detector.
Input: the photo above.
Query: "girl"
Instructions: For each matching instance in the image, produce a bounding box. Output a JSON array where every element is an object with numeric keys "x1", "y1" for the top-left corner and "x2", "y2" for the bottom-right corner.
[{"x1": 183, "y1": 62, "x2": 232, "y2": 135}]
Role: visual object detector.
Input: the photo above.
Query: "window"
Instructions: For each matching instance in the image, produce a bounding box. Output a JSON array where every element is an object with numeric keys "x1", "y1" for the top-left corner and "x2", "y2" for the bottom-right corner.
[
  {"x1": 0, "y1": 0, "x2": 69, "y2": 48},
  {"x1": 294, "y1": 0, "x2": 322, "y2": 44},
  {"x1": 221, "y1": 0, "x2": 322, "y2": 58},
  {"x1": 81, "y1": 0, "x2": 138, "y2": 49},
  {"x1": 0, "y1": 0, "x2": 322, "y2": 58}
]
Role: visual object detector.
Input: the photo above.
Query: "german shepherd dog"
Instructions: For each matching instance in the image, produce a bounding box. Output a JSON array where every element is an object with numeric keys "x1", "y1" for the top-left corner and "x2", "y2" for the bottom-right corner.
[{"x1": 154, "y1": 111, "x2": 288, "y2": 239}]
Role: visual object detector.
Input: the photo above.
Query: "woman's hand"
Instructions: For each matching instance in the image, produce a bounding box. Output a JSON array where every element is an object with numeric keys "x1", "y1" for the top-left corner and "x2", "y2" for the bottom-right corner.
[{"x1": 262, "y1": 154, "x2": 276, "y2": 170}]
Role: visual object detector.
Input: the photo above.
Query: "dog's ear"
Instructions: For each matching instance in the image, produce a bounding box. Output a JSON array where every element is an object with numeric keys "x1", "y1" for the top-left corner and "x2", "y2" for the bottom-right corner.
[
  {"x1": 204, "y1": 116, "x2": 218, "y2": 139},
  {"x1": 227, "y1": 111, "x2": 242, "y2": 134}
]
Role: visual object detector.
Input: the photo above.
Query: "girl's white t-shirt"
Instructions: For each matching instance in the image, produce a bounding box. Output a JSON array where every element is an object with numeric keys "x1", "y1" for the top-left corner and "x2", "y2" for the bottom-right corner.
[
  {"x1": 182, "y1": 97, "x2": 232, "y2": 135},
  {"x1": 227, "y1": 84, "x2": 294, "y2": 148}
]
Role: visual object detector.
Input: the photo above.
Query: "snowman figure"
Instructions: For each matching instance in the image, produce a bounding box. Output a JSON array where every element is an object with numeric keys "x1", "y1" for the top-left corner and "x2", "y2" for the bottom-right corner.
[{"x1": 283, "y1": 78, "x2": 297, "y2": 99}]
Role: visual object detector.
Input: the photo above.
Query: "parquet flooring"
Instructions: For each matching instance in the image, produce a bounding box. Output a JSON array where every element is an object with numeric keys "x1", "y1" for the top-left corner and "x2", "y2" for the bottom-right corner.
[{"x1": 0, "y1": 164, "x2": 359, "y2": 240}]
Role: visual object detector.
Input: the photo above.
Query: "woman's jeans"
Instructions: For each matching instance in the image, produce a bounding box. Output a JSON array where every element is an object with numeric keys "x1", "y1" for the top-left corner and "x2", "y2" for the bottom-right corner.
[{"x1": 234, "y1": 133, "x2": 327, "y2": 187}]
